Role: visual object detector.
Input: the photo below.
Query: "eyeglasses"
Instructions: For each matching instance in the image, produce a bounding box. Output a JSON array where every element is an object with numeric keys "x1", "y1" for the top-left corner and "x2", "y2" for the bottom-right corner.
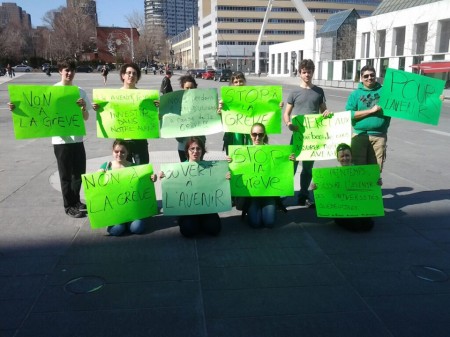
[
  {"x1": 188, "y1": 147, "x2": 202, "y2": 152},
  {"x1": 362, "y1": 73, "x2": 376, "y2": 79},
  {"x1": 251, "y1": 132, "x2": 265, "y2": 138},
  {"x1": 125, "y1": 71, "x2": 137, "y2": 76}
]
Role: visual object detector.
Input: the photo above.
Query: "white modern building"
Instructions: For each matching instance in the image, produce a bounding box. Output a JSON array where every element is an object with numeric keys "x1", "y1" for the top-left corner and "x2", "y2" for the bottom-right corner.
[{"x1": 267, "y1": 0, "x2": 450, "y2": 83}]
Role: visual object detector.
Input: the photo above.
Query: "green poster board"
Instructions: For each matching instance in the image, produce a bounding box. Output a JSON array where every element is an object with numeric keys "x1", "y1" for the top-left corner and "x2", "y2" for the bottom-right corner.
[
  {"x1": 161, "y1": 161, "x2": 232, "y2": 215},
  {"x1": 221, "y1": 85, "x2": 282, "y2": 134},
  {"x1": 94, "y1": 89, "x2": 160, "y2": 139},
  {"x1": 312, "y1": 164, "x2": 384, "y2": 217},
  {"x1": 292, "y1": 111, "x2": 351, "y2": 161},
  {"x1": 8, "y1": 85, "x2": 85, "y2": 139},
  {"x1": 379, "y1": 68, "x2": 445, "y2": 125},
  {"x1": 82, "y1": 164, "x2": 158, "y2": 229},
  {"x1": 228, "y1": 145, "x2": 294, "y2": 197},
  {"x1": 159, "y1": 88, "x2": 222, "y2": 138}
]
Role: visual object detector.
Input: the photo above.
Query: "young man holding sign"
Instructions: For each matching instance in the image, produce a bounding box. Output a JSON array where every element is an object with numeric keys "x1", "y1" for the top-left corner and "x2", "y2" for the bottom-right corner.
[
  {"x1": 345, "y1": 65, "x2": 390, "y2": 172},
  {"x1": 283, "y1": 59, "x2": 329, "y2": 207},
  {"x1": 8, "y1": 60, "x2": 92, "y2": 218}
]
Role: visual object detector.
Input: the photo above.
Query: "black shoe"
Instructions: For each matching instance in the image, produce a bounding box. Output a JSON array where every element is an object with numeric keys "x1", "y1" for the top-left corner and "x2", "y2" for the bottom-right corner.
[
  {"x1": 298, "y1": 196, "x2": 307, "y2": 206},
  {"x1": 307, "y1": 201, "x2": 316, "y2": 209},
  {"x1": 66, "y1": 206, "x2": 84, "y2": 218},
  {"x1": 76, "y1": 202, "x2": 87, "y2": 211}
]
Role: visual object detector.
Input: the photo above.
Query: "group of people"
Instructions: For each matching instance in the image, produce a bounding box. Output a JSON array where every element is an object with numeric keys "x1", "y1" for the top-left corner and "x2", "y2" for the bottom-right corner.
[{"x1": 7, "y1": 58, "x2": 391, "y2": 237}]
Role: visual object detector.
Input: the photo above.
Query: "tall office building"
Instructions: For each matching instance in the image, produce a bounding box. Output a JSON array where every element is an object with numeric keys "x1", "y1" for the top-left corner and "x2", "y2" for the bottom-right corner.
[
  {"x1": 0, "y1": 2, "x2": 31, "y2": 29},
  {"x1": 198, "y1": 0, "x2": 381, "y2": 69},
  {"x1": 67, "y1": 0, "x2": 98, "y2": 26},
  {"x1": 145, "y1": 0, "x2": 198, "y2": 37}
]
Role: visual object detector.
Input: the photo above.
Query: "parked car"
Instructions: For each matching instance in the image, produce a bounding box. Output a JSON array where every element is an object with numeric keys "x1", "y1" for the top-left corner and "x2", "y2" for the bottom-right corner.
[
  {"x1": 194, "y1": 69, "x2": 206, "y2": 78},
  {"x1": 202, "y1": 70, "x2": 216, "y2": 80},
  {"x1": 214, "y1": 68, "x2": 233, "y2": 82},
  {"x1": 12, "y1": 64, "x2": 33, "y2": 72},
  {"x1": 76, "y1": 65, "x2": 93, "y2": 73}
]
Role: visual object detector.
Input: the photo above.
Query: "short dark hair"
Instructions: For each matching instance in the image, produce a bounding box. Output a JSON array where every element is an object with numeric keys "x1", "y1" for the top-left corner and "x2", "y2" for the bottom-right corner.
[
  {"x1": 230, "y1": 71, "x2": 246, "y2": 85},
  {"x1": 185, "y1": 137, "x2": 206, "y2": 160},
  {"x1": 298, "y1": 59, "x2": 315, "y2": 72},
  {"x1": 57, "y1": 60, "x2": 76, "y2": 71},
  {"x1": 336, "y1": 143, "x2": 352, "y2": 156},
  {"x1": 179, "y1": 75, "x2": 197, "y2": 88},
  {"x1": 360, "y1": 64, "x2": 376, "y2": 75},
  {"x1": 120, "y1": 63, "x2": 141, "y2": 82},
  {"x1": 112, "y1": 139, "x2": 130, "y2": 152}
]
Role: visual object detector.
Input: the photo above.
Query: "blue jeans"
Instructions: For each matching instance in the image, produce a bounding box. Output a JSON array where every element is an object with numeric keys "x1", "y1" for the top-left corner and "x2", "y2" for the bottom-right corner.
[
  {"x1": 291, "y1": 135, "x2": 314, "y2": 200},
  {"x1": 247, "y1": 197, "x2": 276, "y2": 228},
  {"x1": 107, "y1": 217, "x2": 149, "y2": 236}
]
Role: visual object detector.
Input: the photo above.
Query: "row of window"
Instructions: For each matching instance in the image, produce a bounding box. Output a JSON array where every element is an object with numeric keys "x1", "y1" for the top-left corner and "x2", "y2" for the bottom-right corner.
[
  {"x1": 218, "y1": 29, "x2": 303, "y2": 35},
  {"x1": 216, "y1": 41, "x2": 283, "y2": 46},
  {"x1": 217, "y1": 17, "x2": 305, "y2": 24}
]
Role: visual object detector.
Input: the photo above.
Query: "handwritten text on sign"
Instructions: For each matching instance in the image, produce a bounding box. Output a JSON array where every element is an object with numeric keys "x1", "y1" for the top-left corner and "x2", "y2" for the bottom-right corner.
[
  {"x1": 8, "y1": 85, "x2": 84, "y2": 139},
  {"x1": 94, "y1": 89, "x2": 160, "y2": 139},
  {"x1": 159, "y1": 89, "x2": 221, "y2": 138},
  {"x1": 161, "y1": 161, "x2": 231, "y2": 215},
  {"x1": 379, "y1": 68, "x2": 445, "y2": 125},
  {"x1": 312, "y1": 164, "x2": 384, "y2": 217},
  {"x1": 228, "y1": 145, "x2": 294, "y2": 197},
  {"x1": 82, "y1": 164, "x2": 158, "y2": 229},
  {"x1": 292, "y1": 111, "x2": 351, "y2": 161},
  {"x1": 221, "y1": 85, "x2": 282, "y2": 134}
]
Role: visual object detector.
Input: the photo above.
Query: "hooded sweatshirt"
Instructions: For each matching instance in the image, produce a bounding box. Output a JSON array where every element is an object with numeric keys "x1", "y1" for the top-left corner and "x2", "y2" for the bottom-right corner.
[{"x1": 345, "y1": 82, "x2": 390, "y2": 135}]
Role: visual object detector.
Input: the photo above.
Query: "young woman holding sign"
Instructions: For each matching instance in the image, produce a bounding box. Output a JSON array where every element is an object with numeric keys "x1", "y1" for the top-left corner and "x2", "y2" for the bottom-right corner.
[
  {"x1": 160, "y1": 136, "x2": 228, "y2": 238},
  {"x1": 228, "y1": 123, "x2": 294, "y2": 229},
  {"x1": 99, "y1": 139, "x2": 157, "y2": 236}
]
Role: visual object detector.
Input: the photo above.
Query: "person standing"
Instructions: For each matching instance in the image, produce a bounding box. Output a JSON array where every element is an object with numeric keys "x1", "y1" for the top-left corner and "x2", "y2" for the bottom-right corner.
[
  {"x1": 175, "y1": 75, "x2": 206, "y2": 161},
  {"x1": 283, "y1": 59, "x2": 329, "y2": 207},
  {"x1": 160, "y1": 70, "x2": 173, "y2": 95},
  {"x1": 101, "y1": 65, "x2": 109, "y2": 85},
  {"x1": 345, "y1": 64, "x2": 390, "y2": 172},
  {"x1": 8, "y1": 60, "x2": 93, "y2": 218},
  {"x1": 118, "y1": 63, "x2": 150, "y2": 165}
]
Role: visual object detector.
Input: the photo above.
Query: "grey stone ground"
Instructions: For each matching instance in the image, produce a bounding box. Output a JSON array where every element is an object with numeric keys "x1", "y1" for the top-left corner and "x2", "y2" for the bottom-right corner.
[{"x1": 1, "y1": 72, "x2": 450, "y2": 337}]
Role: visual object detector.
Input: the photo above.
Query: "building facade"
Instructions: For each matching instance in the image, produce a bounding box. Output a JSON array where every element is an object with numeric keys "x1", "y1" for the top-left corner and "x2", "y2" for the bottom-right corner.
[
  {"x1": 145, "y1": 0, "x2": 198, "y2": 37},
  {"x1": 198, "y1": 0, "x2": 381, "y2": 72},
  {"x1": 67, "y1": 0, "x2": 98, "y2": 26},
  {"x1": 0, "y1": 2, "x2": 31, "y2": 29},
  {"x1": 267, "y1": 0, "x2": 449, "y2": 85}
]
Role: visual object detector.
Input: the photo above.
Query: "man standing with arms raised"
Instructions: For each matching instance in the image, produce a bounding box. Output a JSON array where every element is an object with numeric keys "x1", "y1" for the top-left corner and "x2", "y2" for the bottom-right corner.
[{"x1": 283, "y1": 59, "x2": 329, "y2": 207}]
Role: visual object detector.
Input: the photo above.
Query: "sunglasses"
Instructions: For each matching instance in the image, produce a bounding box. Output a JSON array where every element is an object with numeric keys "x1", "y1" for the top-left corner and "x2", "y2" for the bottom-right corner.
[
  {"x1": 251, "y1": 132, "x2": 265, "y2": 138},
  {"x1": 363, "y1": 73, "x2": 376, "y2": 79}
]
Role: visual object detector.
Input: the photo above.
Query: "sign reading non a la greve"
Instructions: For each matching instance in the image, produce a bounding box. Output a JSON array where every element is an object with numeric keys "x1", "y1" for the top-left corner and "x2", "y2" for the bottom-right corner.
[{"x1": 8, "y1": 85, "x2": 85, "y2": 139}]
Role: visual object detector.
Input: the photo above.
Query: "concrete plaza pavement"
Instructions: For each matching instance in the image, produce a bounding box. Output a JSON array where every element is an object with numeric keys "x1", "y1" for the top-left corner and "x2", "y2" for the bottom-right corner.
[{"x1": 1, "y1": 72, "x2": 450, "y2": 336}]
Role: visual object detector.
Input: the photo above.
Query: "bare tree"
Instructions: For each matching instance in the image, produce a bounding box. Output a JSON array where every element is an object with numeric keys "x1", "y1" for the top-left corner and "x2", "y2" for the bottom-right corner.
[
  {"x1": 42, "y1": 5, "x2": 96, "y2": 61},
  {"x1": 125, "y1": 10, "x2": 167, "y2": 65}
]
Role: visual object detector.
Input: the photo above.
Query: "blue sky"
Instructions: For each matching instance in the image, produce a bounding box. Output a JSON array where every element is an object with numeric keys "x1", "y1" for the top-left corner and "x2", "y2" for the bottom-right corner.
[{"x1": 14, "y1": 0, "x2": 144, "y2": 28}]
